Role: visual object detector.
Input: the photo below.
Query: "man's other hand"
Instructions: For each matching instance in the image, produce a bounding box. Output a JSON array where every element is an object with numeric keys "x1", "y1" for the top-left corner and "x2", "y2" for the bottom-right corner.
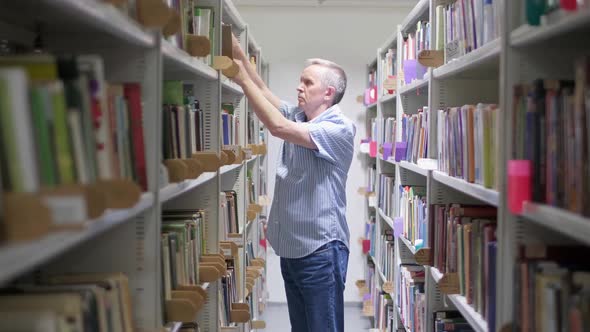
[
  {"x1": 232, "y1": 33, "x2": 245, "y2": 60},
  {"x1": 231, "y1": 59, "x2": 249, "y2": 86}
]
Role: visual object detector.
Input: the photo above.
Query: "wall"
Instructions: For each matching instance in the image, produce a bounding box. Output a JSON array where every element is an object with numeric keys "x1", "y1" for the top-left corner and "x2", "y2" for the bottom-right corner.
[{"x1": 238, "y1": 5, "x2": 411, "y2": 303}]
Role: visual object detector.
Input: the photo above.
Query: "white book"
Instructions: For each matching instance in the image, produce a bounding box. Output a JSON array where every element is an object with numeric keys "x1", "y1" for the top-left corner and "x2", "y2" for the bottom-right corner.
[
  {"x1": 77, "y1": 55, "x2": 114, "y2": 180},
  {"x1": 0, "y1": 68, "x2": 39, "y2": 192}
]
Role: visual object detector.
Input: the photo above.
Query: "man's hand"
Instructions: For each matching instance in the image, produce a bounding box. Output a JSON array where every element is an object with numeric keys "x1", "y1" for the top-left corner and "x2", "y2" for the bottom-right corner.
[
  {"x1": 231, "y1": 59, "x2": 249, "y2": 86},
  {"x1": 232, "y1": 33, "x2": 246, "y2": 61}
]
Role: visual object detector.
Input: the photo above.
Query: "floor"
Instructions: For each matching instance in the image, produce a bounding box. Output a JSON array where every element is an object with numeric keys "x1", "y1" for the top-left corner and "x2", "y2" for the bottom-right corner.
[{"x1": 260, "y1": 302, "x2": 372, "y2": 332}]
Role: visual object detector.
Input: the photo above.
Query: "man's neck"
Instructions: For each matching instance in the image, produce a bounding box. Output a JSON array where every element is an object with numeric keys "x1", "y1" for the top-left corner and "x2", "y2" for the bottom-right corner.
[{"x1": 305, "y1": 103, "x2": 333, "y2": 121}]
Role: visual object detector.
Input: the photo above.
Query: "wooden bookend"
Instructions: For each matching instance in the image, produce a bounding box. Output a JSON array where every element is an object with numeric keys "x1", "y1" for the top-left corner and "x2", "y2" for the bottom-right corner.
[
  {"x1": 247, "y1": 209, "x2": 257, "y2": 222},
  {"x1": 136, "y1": 0, "x2": 173, "y2": 28},
  {"x1": 42, "y1": 183, "x2": 106, "y2": 223},
  {"x1": 93, "y1": 178, "x2": 141, "y2": 209},
  {"x1": 164, "y1": 159, "x2": 188, "y2": 183},
  {"x1": 417, "y1": 50, "x2": 444, "y2": 68},
  {"x1": 221, "y1": 149, "x2": 236, "y2": 165},
  {"x1": 247, "y1": 144, "x2": 259, "y2": 155},
  {"x1": 220, "y1": 241, "x2": 239, "y2": 258},
  {"x1": 40, "y1": 184, "x2": 92, "y2": 228},
  {"x1": 414, "y1": 248, "x2": 432, "y2": 266},
  {"x1": 192, "y1": 152, "x2": 221, "y2": 172},
  {"x1": 198, "y1": 265, "x2": 221, "y2": 282},
  {"x1": 83, "y1": 183, "x2": 108, "y2": 219},
  {"x1": 178, "y1": 285, "x2": 208, "y2": 302},
  {"x1": 221, "y1": 24, "x2": 233, "y2": 59},
  {"x1": 382, "y1": 281, "x2": 394, "y2": 294},
  {"x1": 162, "y1": 8, "x2": 181, "y2": 37},
  {"x1": 438, "y1": 273, "x2": 460, "y2": 294},
  {"x1": 219, "y1": 150, "x2": 230, "y2": 166},
  {"x1": 250, "y1": 204, "x2": 263, "y2": 213},
  {"x1": 212, "y1": 56, "x2": 240, "y2": 78},
  {"x1": 200, "y1": 256, "x2": 225, "y2": 266},
  {"x1": 165, "y1": 298, "x2": 197, "y2": 322},
  {"x1": 208, "y1": 260, "x2": 228, "y2": 275},
  {"x1": 227, "y1": 233, "x2": 244, "y2": 247},
  {"x1": 250, "y1": 258, "x2": 265, "y2": 267},
  {"x1": 246, "y1": 270, "x2": 258, "y2": 280},
  {"x1": 2, "y1": 192, "x2": 52, "y2": 242},
  {"x1": 251, "y1": 320, "x2": 266, "y2": 329},
  {"x1": 226, "y1": 146, "x2": 243, "y2": 164},
  {"x1": 186, "y1": 35, "x2": 211, "y2": 57},
  {"x1": 181, "y1": 158, "x2": 204, "y2": 179},
  {"x1": 230, "y1": 303, "x2": 251, "y2": 323},
  {"x1": 171, "y1": 290, "x2": 205, "y2": 311}
]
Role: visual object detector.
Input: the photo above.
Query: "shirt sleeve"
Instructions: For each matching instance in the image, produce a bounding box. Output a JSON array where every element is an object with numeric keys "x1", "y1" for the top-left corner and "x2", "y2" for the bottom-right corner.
[
  {"x1": 307, "y1": 118, "x2": 356, "y2": 165},
  {"x1": 278, "y1": 100, "x2": 295, "y2": 118}
]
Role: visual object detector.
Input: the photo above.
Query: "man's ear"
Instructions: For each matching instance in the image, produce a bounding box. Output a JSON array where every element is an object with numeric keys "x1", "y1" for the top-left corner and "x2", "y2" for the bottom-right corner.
[{"x1": 325, "y1": 86, "x2": 336, "y2": 102}]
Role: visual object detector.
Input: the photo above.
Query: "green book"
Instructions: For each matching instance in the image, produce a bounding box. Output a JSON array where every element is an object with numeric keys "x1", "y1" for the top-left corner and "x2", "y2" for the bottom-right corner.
[
  {"x1": 50, "y1": 81, "x2": 77, "y2": 184},
  {"x1": 30, "y1": 85, "x2": 57, "y2": 186}
]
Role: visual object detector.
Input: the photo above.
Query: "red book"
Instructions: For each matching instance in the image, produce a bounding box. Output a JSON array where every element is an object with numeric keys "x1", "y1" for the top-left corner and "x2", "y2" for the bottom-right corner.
[{"x1": 123, "y1": 83, "x2": 147, "y2": 191}]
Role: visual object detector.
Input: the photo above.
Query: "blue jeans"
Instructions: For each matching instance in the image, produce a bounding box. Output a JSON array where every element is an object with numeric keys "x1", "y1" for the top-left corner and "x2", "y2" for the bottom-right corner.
[{"x1": 280, "y1": 240, "x2": 349, "y2": 332}]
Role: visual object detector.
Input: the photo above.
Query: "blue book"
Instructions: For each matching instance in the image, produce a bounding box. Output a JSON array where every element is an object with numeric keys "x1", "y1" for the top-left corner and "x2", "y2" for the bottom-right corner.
[
  {"x1": 486, "y1": 241, "x2": 497, "y2": 332},
  {"x1": 222, "y1": 112, "x2": 230, "y2": 145}
]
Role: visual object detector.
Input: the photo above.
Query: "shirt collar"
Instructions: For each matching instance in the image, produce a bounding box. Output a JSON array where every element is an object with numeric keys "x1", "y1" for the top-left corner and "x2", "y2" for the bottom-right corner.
[{"x1": 294, "y1": 104, "x2": 340, "y2": 123}]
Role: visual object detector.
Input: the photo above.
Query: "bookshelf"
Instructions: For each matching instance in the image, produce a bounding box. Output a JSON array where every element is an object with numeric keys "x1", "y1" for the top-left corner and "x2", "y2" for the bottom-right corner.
[
  {"x1": 0, "y1": 0, "x2": 268, "y2": 331},
  {"x1": 360, "y1": 1, "x2": 590, "y2": 332}
]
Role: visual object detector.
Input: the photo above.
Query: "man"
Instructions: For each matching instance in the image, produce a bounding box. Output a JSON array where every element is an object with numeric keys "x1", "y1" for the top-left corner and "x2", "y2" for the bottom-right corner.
[{"x1": 231, "y1": 37, "x2": 355, "y2": 332}]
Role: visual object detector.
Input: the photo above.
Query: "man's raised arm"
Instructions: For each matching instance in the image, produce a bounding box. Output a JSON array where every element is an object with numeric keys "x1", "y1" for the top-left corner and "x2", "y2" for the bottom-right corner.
[{"x1": 232, "y1": 34, "x2": 282, "y2": 110}]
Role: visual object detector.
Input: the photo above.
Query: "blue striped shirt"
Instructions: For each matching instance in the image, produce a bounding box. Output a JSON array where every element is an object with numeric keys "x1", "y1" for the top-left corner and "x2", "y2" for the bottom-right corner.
[{"x1": 267, "y1": 101, "x2": 356, "y2": 258}]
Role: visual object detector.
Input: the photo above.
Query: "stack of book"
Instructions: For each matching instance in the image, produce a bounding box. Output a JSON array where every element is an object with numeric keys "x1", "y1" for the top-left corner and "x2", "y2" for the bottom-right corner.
[
  {"x1": 379, "y1": 229, "x2": 395, "y2": 281},
  {"x1": 221, "y1": 190, "x2": 241, "y2": 236},
  {"x1": 162, "y1": 81, "x2": 206, "y2": 160},
  {"x1": 515, "y1": 244, "x2": 590, "y2": 332},
  {"x1": 374, "y1": 292, "x2": 395, "y2": 331},
  {"x1": 222, "y1": 103, "x2": 240, "y2": 147},
  {"x1": 381, "y1": 49, "x2": 397, "y2": 96},
  {"x1": 0, "y1": 273, "x2": 134, "y2": 331},
  {"x1": 511, "y1": 58, "x2": 590, "y2": 216},
  {"x1": 397, "y1": 264, "x2": 426, "y2": 332},
  {"x1": 430, "y1": 204, "x2": 497, "y2": 330},
  {"x1": 399, "y1": 185, "x2": 427, "y2": 250},
  {"x1": 378, "y1": 173, "x2": 396, "y2": 217},
  {"x1": 401, "y1": 21, "x2": 430, "y2": 86},
  {"x1": 161, "y1": 209, "x2": 207, "y2": 299},
  {"x1": 165, "y1": 0, "x2": 216, "y2": 65},
  {"x1": 434, "y1": 0, "x2": 500, "y2": 62},
  {"x1": 401, "y1": 108, "x2": 431, "y2": 164},
  {"x1": 437, "y1": 104, "x2": 498, "y2": 189}
]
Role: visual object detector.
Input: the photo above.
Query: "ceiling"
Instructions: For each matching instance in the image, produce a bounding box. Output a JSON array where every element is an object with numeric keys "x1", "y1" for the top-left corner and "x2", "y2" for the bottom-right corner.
[{"x1": 234, "y1": 0, "x2": 417, "y2": 7}]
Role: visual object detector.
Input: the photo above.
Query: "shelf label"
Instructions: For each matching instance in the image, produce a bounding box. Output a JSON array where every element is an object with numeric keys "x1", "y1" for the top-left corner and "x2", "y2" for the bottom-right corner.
[
  {"x1": 418, "y1": 50, "x2": 444, "y2": 68},
  {"x1": 438, "y1": 273, "x2": 460, "y2": 294},
  {"x1": 414, "y1": 248, "x2": 432, "y2": 266}
]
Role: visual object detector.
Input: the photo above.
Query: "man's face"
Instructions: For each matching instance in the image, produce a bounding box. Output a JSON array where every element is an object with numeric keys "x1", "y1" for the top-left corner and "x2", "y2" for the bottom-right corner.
[{"x1": 296, "y1": 65, "x2": 329, "y2": 112}]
